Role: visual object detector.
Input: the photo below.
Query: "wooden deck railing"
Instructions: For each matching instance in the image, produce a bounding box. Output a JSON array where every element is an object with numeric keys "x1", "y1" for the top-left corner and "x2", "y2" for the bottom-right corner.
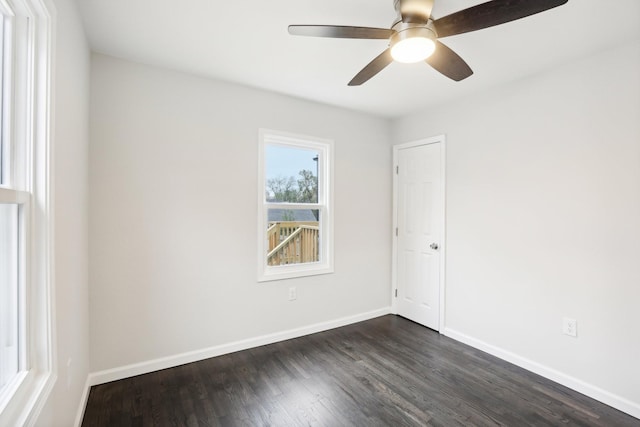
[{"x1": 267, "y1": 221, "x2": 319, "y2": 265}]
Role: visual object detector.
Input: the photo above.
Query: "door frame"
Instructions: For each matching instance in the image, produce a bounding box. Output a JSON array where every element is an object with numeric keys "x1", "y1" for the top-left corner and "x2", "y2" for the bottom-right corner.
[{"x1": 391, "y1": 135, "x2": 447, "y2": 331}]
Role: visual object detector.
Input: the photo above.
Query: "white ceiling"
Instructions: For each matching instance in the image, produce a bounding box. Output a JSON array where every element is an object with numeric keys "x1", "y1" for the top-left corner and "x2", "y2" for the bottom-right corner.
[{"x1": 75, "y1": 0, "x2": 640, "y2": 118}]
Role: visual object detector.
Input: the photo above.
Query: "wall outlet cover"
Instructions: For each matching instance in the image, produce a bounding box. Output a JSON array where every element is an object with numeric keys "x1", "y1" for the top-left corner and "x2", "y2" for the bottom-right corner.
[{"x1": 562, "y1": 317, "x2": 577, "y2": 337}]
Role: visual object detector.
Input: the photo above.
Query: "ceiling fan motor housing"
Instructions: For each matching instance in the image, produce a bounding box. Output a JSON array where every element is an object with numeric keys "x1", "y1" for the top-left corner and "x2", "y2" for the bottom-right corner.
[
  {"x1": 392, "y1": 0, "x2": 435, "y2": 26},
  {"x1": 390, "y1": 0, "x2": 438, "y2": 44},
  {"x1": 391, "y1": 20, "x2": 437, "y2": 44}
]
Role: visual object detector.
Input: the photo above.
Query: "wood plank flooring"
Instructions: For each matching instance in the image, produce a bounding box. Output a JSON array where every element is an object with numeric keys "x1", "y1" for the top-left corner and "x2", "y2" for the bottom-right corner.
[{"x1": 82, "y1": 315, "x2": 639, "y2": 426}]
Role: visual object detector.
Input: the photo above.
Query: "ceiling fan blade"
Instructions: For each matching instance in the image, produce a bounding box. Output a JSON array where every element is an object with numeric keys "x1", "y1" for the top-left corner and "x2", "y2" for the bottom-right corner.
[
  {"x1": 348, "y1": 49, "x2": 394, "y2": 86},
  {"x1": 426, "y1": 41, "x2": 473, "y2": 81},
  {"x1": 434, "y1": 0, "x2": 568, "y2": 38},
  {"x1": 400, "y1": 0, "x2": 435, "y2": 23},
  {"x1": 288, "y1": 25, "x2": 394, "y2": 39}
]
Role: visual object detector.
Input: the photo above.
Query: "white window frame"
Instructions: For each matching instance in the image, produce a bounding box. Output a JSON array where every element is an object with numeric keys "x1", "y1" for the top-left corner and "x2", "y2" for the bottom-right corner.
[
  {"x1": 258, "y1": 129, "x2": 334, "y2": 282},
  {"x1": 0, "y1": 0, "x2": 54, "y2": 424}
]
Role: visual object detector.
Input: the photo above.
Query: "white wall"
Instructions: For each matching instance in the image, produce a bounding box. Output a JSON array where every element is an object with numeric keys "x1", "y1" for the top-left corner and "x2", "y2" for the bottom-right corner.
[
  {"x1": 392, "y1": 40, "x2": 640, "y2": 415},
  {"x1": 89, "y1": 54, "x2": 392, "y2": 372},
  {"x1": 34, "y1": 0, "x2": 91, "y2": 425}
]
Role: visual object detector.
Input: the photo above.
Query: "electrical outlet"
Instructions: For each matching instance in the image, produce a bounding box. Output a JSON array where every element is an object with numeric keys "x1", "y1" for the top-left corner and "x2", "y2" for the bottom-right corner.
[
  {"x1": 288, "y1": 287, "x2": 297, "y2": 301},
  {"x1": 563, "y1": 317, "x2": 577, "y2": 337}
]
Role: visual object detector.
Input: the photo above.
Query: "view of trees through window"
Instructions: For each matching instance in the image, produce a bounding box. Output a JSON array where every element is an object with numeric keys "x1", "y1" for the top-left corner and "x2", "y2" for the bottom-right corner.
[
  {"x1": 267, "y1": 169, "x2": 318, "y2": 203},
  {"x1": 265, "y1": 144, "x2": 321, "y2": 266},
  {"x1": 266, "y1": 168, "x2": 319, "y2": 222}
]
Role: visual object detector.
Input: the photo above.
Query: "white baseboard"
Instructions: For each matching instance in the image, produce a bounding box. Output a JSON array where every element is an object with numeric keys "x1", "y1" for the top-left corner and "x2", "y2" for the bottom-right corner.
[
  {"x1": 73, "y1": 376, "x2": 92, "y2": 427},
  {"x1": 442, "y1": 327, "x2": 640, "y2": 420},
  {"x1": 88, "y1": 307, "x2": 392, "y2": 387}
]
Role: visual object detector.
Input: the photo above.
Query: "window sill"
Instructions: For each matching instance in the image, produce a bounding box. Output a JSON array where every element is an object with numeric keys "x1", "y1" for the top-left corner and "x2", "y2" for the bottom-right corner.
[
  {"x1": 0, "y1": 371, "x2": 28, "y2": 414},
  {"x1": 0, "y1": 370, "x2": 55, "y2": 426},
  {"x1": 258, "y1": 263, "x2": 334, "y2": 282}
]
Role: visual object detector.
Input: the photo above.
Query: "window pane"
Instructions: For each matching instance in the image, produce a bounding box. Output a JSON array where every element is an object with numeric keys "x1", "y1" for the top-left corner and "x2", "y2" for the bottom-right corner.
[
  {"x1": 0, "y1": 203, "x2": 19, "y2": 390},
  {"x1": 265, "y1": 145, "x2": 319, "y2": 203},
  {"x1": 267, "y1": 209, "x2": 320, "y2": 266},
  {"x1": 0, "y1": 15, "x2": 5, "y2": 186}
]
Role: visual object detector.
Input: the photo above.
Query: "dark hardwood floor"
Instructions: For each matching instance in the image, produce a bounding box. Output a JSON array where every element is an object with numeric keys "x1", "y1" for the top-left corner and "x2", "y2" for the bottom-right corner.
[{"x1": 82, "y1": 315, "x2": 639, "y2": 426}]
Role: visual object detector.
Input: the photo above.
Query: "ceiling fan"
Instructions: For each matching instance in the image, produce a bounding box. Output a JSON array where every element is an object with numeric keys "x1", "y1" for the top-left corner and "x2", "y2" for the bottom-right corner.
[{"x1": 288, "y1": 0, "x2": 568, "y2": 86}]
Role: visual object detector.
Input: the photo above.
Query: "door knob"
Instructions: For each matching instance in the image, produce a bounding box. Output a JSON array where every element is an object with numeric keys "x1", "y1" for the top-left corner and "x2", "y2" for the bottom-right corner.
[{"x1": 430, "y1": 243, "x2": 439, "y2": 250}]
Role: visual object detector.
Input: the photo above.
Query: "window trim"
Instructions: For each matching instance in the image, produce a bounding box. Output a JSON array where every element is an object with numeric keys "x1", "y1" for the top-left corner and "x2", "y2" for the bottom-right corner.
[
  {"x1": 258, "y1": 129, "x2": 334, "y2": 282},
  {"x1": 0, "y1": 0, "x2": 55, "y2": 424}
]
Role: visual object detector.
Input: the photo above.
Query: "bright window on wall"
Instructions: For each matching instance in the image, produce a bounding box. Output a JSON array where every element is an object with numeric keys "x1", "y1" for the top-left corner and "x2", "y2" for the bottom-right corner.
[
  {"x1": 0, "y1": 0, "x2": 54, "y2": 424},
  {"x1": 0, "y1": 12, "x2": 6, "y2": 185},
  {"x1": 0, "y1": 7, "x2": 21, "y2": 399},
  {"x1": 0, "y1": 203, "x2": 20, "y2": 392},
  {"x1": 258, "y1": 130, "x2": 334, "y2": 282}
]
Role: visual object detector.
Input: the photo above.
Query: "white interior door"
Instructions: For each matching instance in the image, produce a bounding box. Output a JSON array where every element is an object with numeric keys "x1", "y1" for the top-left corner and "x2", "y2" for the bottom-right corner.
[{"x1": 395, "y1": 139, "x2": 444, "y2": 330}]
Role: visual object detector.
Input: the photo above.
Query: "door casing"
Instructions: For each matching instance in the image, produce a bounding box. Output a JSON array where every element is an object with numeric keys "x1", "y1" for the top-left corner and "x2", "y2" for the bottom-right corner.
[{"x1": 392, "y1": 135, "x2": 446, "y2": 331}]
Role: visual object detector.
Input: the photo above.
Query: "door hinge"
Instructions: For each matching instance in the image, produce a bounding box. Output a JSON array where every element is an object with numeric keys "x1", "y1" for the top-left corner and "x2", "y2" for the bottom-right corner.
[
  {"x1": 396, "y1": 165, "x2": 399, "y2": 174},
  {"x1": 395, "y1": 227, "x2": 398, "y2": 237},
  {"x1": 395, "y1": 289, "x2": 398, "y2": 297}
]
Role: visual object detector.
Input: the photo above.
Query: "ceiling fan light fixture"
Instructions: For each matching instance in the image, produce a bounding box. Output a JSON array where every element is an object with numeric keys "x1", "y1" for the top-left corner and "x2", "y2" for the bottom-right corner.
[
  {"x1": 289, "y1": 0, "x2": 569, "y2": 85},
  {"x1": 390, "y1": 26, "x2": 436, "y2": 63}
]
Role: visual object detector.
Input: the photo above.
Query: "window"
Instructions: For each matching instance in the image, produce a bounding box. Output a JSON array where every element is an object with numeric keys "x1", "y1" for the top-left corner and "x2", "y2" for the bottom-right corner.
[
  {"x1": 0, "y1": 12, "x2": 7, "y2": 185},
  {"x1": 0, "y1": 5, "x2": 21, "y2": 401},
  {"x1": 258, "y1": 130, "x2": 334, "y2": 281},
  {"x1": 0, "y1": 203, "x2": 20, "y2": 390},
  {"x1": 0, "y1": 0, "x2": 53, "y2": 424}
]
